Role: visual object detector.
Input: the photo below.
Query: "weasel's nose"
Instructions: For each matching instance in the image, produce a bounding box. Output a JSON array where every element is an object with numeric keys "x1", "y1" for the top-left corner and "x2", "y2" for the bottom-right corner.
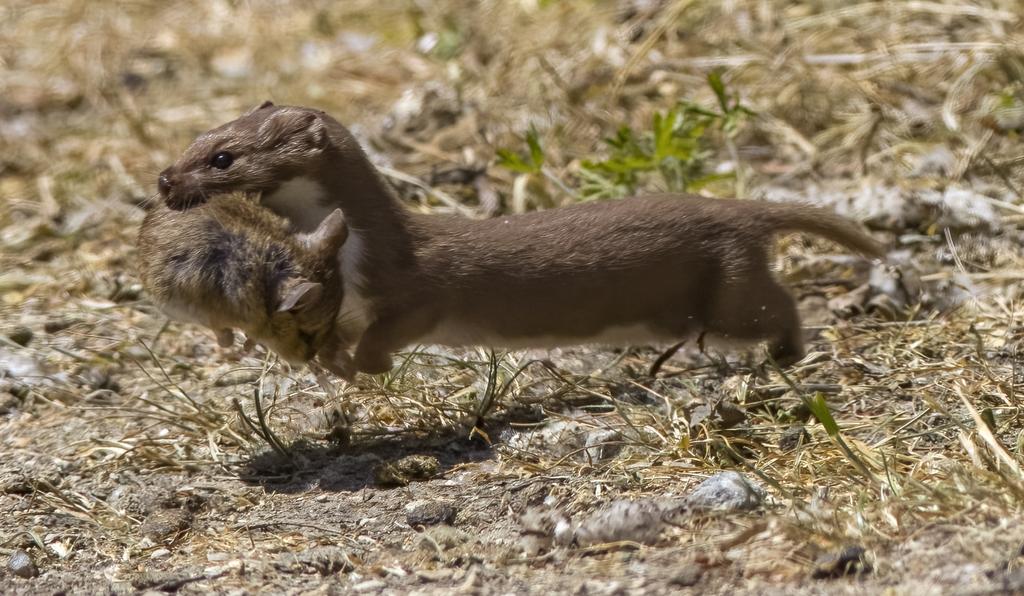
[{"x1": 157, "y1": 173, "x2": 172, "y2": 196}]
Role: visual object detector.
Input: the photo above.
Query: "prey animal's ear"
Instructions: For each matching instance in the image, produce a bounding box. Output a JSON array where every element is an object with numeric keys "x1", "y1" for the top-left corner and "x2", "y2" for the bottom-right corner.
[
  {"x1": 277, "y1": 280, "x2": 323, "y2": 313},
  {"x1": 244, "y1": 100, "x2": 275, "y2": 116},
  {"x1": 299, "y1": 209, "x2": 348, "y2": 254}
]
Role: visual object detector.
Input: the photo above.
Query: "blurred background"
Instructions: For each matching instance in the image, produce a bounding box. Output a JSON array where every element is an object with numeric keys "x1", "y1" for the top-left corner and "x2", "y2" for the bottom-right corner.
[{"x1": 3, "y1": 1, "x2": 1024, "y2": 592}]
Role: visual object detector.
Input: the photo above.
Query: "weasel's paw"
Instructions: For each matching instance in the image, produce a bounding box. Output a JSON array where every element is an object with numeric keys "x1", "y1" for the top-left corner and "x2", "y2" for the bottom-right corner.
[
  {"x1": 319, "y1": 348, "x2": 356, "y2": 382},
  {"x1": 354, "y1": 351, "x2": 394, "y2": 376}
]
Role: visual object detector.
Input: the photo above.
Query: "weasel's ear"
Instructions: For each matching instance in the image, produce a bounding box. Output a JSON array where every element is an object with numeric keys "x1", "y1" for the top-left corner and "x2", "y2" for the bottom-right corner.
[
  {"x1": 244, "y1": 100, "x2": 275, "y2": 116},
  {"x1": 277, "y1": 280, "x2": 323, "y2": 313},
  {"x1": 300, "y1": 209, "x2": 348, "y2": 254},
  {"x1": 258, "y1": 109, "x2": 328, "y2": 151},
  {"x1": 305, "y1": 112, "x2": 328, "y2": 149}
]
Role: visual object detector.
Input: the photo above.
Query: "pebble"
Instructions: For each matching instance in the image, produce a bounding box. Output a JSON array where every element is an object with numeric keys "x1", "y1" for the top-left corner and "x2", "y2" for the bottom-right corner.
[
  {"x1": 139, "y1": 508, "x2": 191, "y2": 542},
  {"x1": 150, "y1": 548, "x2": 171, "y2": 560},
  {"x1": 82, "y1": 366, "x2": 120, "y2": 393},
  {"x1": 0, "y1": 394, "x2": 20, "y2": 415},
  {"x1": 812, "y1": 545, "x2": 871, "y2": 579},
  {"x1": 373, "y1": 454, "x2": 440, "y2": 487},
  {"x1": 405, "y1": 500, "x2": 457, "y2": 527},
  {"x1": 779, "y1": 425, "x2": 811, "y2": 451},
  {"x1": 275, "y1": 546, "x2": 353, "y2": 575},
  {"x1": 8, "y1": 549, "x2": 38, "y2": 578},
  {"x1": 574, "y1": 499, "x2": 665, "y2": 547},
  {"x1": 352, "y1": 579, "x2": 386, "y2": 592},
  {"x1": 669, "y1": 564, "x2": 704, "y2": 587},
  {"x1": 43, "y1": 317, "x2": 78, "y2": 334},
  {"x1": 685, "y1": 471, "x2": 765, "y2": 512},
  {"x1": 8, "y1": 326, "x2": 33, "y2": 347},
  {"x1": 418, "y1": 525, "x2": 471, "y2": 553}
]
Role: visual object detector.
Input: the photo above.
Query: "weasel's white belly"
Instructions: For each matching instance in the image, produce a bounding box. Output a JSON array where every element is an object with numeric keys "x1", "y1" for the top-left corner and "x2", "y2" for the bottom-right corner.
[
  {"x1": 418, "y1": 320, "x2": 679, "y2": 350},
  {"x1": 262, "y1": 177, "x2": 333, "y2": 232},
  {"x1": 334, "y1": 232, "x2": 374, "y2": 343}
]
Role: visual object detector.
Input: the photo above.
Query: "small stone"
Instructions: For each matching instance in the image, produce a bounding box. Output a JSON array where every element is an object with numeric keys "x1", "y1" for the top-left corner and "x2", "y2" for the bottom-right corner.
[
  {"x1": 779, "y1": 425, "x2": 810, "y2": 451},
  {"x1": 812, "y1": 546, "x2": 871, "y2": 579},
  {"x1": 8, "y1": 326, "x2": 33, "y2": 347},
  {"x1": 0, "y1": 394, "x2": 20, "y2": 415},
  {"x1": 43, "y1": 317, "x2": 79, "y2": 334},
  {"x1": 139, "y1": 508, "x2": 191, "y2": 542},
  {"x1": 150, "y1": 548, "x2": 171, "y2": 560},
  {"x1": 372, "y1": 454, "x2": 440, "y2": 487},
  {"x1": 582, "y1": 429, "x2": 623, "y2": 461},
  {"x1": 828, "y1": 284, "x2": 872, "y2": 318},
  {"x1": 574, "y1": 499, "x2": 665, "y2": 547},
  {"x1": 81, "y1": 367, "x2": 120, "y2": 393},
  {"x1": 406, "y1": 500, "x2": 457, "y2": 527},
  {"x1": 685, "y1": 471, "x2": 765, "y2": 512},
  {"x1": 998, "y1": 567, "x2": 1024, "y2": 593},
  {"x1": 669, "y1": 564, "x2": 704, "y2": 587},
  {"x1": 132, "y1": 571, "x2": 199, "y2": 591},
  {"x1": 275, "y1": 546, "x2": 353, "y2": 575},
  {"x1": 8, "y1": 549, "x2": 38, "y2": 578},
  {"x1": 0, "y1": 349, "x2": 43, "y2": 381},
  {"x1": 0, "y1": 471, "x2": 33, "y2": 495},
  {"x1": 418, "y1": 525, "x2": 471, "y2": 553},
  {"x1": 353, "y1": 579, "x2": 386, "y2": 592},
  {"x1": 416, "y1": 568, "x2": 454, "y2": 582},
  {"x1": 716, "y1": 401, "x2": 747, "y2": 429},
  {"x1": 517, "y1": 505, "x2": 572, "y2": 555}
]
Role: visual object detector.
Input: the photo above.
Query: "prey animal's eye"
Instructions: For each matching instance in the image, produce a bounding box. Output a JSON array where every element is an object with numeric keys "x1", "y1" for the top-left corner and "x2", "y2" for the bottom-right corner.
[{"x1": 210, "y1": 151, "x2": 234, "y2": 170}]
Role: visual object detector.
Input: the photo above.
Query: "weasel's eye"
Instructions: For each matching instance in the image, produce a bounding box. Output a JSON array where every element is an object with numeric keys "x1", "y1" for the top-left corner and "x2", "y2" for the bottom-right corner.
[{"x1": 210, "y1": 152, "x2": 234, "y2": 170}]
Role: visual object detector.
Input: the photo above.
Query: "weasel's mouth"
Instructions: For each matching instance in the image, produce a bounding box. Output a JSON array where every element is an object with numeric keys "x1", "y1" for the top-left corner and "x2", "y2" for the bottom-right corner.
[{"x1": 165, "y1": 193, "x2": 209, "y2": 211}]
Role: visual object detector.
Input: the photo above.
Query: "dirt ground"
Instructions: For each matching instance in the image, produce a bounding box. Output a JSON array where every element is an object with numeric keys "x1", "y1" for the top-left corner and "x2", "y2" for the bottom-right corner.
[{"x1": 4, "y1": 1, "x2": 1024, "y2": 594}]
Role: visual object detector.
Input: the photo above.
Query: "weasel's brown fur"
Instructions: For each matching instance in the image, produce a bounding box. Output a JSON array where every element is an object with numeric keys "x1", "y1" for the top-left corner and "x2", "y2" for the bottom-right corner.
[
  {"x1": 158, "y1": 103, "x2": 885, "y2": 377},
  {"x1": 138, "y1": 192, "x2": 352, "y2": 376}
]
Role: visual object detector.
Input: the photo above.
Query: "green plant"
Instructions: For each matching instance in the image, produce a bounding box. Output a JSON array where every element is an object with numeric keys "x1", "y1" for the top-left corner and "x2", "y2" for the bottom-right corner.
[
  {"x1": 496, "y1": 125, "x2": 577, "y2": 211},
  {"x1": 495, "y1": 125, "x2": 546, "y2": 176},
  {"x1": 579, "y1": 72, "x2": 753, "y2": 200}
]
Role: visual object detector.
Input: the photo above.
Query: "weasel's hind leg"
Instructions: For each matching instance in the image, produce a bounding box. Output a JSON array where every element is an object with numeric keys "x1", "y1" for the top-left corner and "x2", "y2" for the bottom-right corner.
[{"x1": 706, "y1": 278, "x2": 805, "y2": 367}]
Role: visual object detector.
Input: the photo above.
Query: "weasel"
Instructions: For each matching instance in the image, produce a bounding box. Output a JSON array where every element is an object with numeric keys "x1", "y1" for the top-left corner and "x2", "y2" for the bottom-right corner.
[
  {"x1": 137, "y1": 192, "x2": 352, "y2": 376},
  {"x1": 157, "y1": 103, "x2": 885, "y2": 377}
]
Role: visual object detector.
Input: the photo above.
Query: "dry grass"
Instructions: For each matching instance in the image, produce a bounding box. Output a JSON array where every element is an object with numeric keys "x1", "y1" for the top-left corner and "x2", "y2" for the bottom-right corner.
[{"x1": 3, "y1": 0, "x2": 1024, "y2": 593}]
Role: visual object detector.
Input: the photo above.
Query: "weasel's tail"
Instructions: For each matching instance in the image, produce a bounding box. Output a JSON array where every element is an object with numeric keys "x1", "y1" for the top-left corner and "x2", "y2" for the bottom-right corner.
[{"x1": 762, "y1": 202, "x2": 885, "y2": 258}]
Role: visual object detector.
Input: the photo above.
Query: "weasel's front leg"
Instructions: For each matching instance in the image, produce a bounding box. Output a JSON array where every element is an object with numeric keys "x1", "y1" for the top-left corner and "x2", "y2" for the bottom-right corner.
[
  {"x1": 352, "y1": 311, "x2": 436, "y2": 375},
  {"x1": 317, "y1": 335, "x2": 356, "y2": 382}
]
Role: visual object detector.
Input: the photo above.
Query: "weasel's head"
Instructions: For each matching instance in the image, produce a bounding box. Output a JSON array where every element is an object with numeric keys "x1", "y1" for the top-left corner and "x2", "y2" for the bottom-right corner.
[{"x1": 158, "y1": 101, "x2": 330, "y2": 211}]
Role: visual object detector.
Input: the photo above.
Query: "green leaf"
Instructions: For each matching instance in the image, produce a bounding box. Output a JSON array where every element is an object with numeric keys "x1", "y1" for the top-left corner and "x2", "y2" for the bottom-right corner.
[
  {"x1": 495, "y1": 149, "x2": 534, "y2": 174},
  {"x1": 807, "y1": 392, "x2": 841, "y2": 437},
  {"x1": 496, "y1": 126, "x2": 547, "y2": 175},
  {"x1": 526, "y1": 126, "x2": 545, "y2": 170},
  {"x1": 708, "y1": 71, "x2": 729, "y2": 113}
]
